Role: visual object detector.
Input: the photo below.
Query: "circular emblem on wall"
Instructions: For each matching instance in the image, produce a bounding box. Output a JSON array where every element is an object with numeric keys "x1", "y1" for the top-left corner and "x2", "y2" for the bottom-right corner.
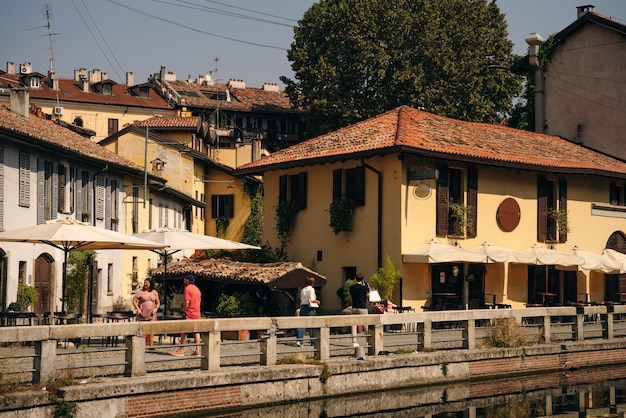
[
  {"x1": 413, "y1": 182, "x2": 432, "y2": 199},
  {"x1": 497, "y1": 197, "x2": 521, "y2": 232}
]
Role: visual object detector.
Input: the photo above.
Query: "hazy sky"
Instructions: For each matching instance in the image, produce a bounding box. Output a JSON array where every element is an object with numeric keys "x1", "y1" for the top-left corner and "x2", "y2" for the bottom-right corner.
[{"x1": 2, "y1": 1, "x2": 625, "y2": 88}]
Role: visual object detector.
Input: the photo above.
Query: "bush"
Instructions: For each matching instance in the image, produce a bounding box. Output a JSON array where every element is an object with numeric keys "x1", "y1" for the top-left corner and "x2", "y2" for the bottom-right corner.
[
  {"x1": 482, "y1": 318, "x2": 541, "y2": 348},
  {"x1": 16, "y1": 282, "x2": 38, "y2": 312},
  {"x1": 370, "y1": 255, "x2": 401, "y2": 301},
  {"x1": 216, "y1": 293, "x2": 256, "y2": 317}
]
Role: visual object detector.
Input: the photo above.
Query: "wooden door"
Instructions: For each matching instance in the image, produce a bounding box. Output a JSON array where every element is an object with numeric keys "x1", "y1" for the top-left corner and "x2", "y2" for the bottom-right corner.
[{"x1": 34, "y1": 255, "x2": 52, "y2": 315}]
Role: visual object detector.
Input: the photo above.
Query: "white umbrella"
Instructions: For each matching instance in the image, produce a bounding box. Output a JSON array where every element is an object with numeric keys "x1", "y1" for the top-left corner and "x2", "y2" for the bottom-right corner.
[
  {"x1": 402, "y1": 239, "x2": 487, "y2": 263},
  {"x1": 0, "y1": 218, "x2": 166, "y2": 313},
  {"x1": 469, "y1": 241, "x2": 536, "y2": 264},
  {"x1": 521, "y1": 244, "x2": 584, "y2": 268},
  {"x1": 604, "y1": 249, "x2": 626, "y2": 270},
  {"x1": 570, "y1": 246, "x2": 625, "y2": 273},
  {"x1": 133, "y1": 226, "x2": 260, "y2": 313}
]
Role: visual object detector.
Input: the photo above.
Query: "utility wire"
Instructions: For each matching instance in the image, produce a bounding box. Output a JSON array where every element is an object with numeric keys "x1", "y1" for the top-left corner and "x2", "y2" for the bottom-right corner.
[{"x1": 106, "y1": 0, "x2": 287, "y2": 51}]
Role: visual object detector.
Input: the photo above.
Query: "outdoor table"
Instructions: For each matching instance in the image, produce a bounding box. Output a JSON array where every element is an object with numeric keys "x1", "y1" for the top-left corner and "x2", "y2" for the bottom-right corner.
[
  {"x1": 432, "y1": 292, "x2": 458, "y2": 309},
  {"x1": 538, "y1": 292, "x2": 557, "y2": 305},
  {"x1": 54, "y1": 313, "x2": 82, "y2": 325},
  {"x1": 394, "y1": 306, "x2": 413, "y2": 313},
  {"x1": 1, "y1": 312, "x2": 37, "y2": 327}
]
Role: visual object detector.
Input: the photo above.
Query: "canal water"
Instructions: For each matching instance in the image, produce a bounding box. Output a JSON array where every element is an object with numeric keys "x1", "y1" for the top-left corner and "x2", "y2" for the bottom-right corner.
[{"x1": 191, "y1": 364, "x2": 626, "y2": 417}]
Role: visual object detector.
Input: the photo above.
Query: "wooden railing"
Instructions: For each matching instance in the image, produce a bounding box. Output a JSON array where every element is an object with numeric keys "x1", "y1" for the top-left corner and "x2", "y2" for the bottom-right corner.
[{"x1": 2, "y1": 305, "x2": 626, "y2": 386}]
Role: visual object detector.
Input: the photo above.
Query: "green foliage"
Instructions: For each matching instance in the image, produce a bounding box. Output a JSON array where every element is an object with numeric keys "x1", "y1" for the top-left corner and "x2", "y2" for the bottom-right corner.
[
  {"x1": 65, "y1": 251, "x2": 95, "y2": 313},
  {"x1": 215, "y1": 217, "x2": 230, "y2": 238},
  {"x1": 339, "y1": 278, "x2": 357, "y2": 308},
  {"x1": 53, "y1": 400, "x2": 78, "y2": 418},
  {"x1": 370, "y1": 255, "x2": 401, "y2": 301},
  {"x1": 243, "y1": 190, "x2": 264, "y2": 246},
  {"x1": 482, "y1": 318, "x2": 540, "y2": 348},
  {"x1": 449, "y1": 203, "x2": 472, "y2": 236},
  {"x1": 329, "y1": 196, "x2": 352, "y2": 235},
  {"x1": 551, "y1": 209, "x2": 569, "y2": 237},
  {"x1": 15, "y1": 282, "x2": 38, "y2": 312},
  {"x1": 282, "y1": 0, "x2": 522, "y2": 137},
  {"x1": 216, "y1": 292, "x2": 256, "y2": 317},
  {"x1": 274, "y1": 200, "x2": 296, "y2": 249}
]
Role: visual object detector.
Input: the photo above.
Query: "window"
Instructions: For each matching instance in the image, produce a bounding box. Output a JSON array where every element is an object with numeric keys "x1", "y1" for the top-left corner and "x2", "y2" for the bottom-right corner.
[
  {"x1": 107, "y1": 179, "x2": 119, "y2": 231},
  {"x1": 102, "y1": 83, "x2": 112, "y2": 95},
  {"x1": 537, "y1": 176, "x2": 567, "y2": 242},
  {"x1": 37, "y1": 160, "x2": 56, "y2": 223},
  {"x1": 79, "y1": 171, "x2": 91, "y2": 223},
  {"x1": 29, "y1": 77, "x2": 40, "y2": 89},
  {"x1": 212, "y1": 194, "x2": 234, "y2": 218},
  {"x1": 279, "y1": 172, "x2": 307, "y2": 211},
  {"x1": 281, "y1": 119, "x2": 297, "y2": 134},
  {"x1": 436, "y1": 163, "x2": 477, "y2": 237},
  {"x1": 247, "y1": 116, "x2": 260, "y2": 131},
  {"x1": 95, "y1": 174, "x2": 105, "y2": 221},
  {"x1": 107, "y1": 118, "x2": 119, "y2": 136},
  {"x1": 107, "y1": 264, "x2": 113, "y2": 295},
  {"x1": 610, "y1": 183, "x2": 624, "y2": 206},
  {"x1": 132, "y1": 257, "x2": 138, "y2": 290},
  {"x1": 333, "y1": 166, "x2": 365, "y2": 207},
  {"x1": 132, "y1": 185, "x2": 139, "y2": 234},
  {"x1": 18, "y1": 261, "x2": 26, "y2": 284},
  {"x1": 19, "y1": 151, "x2": 30, "y2": 207}
]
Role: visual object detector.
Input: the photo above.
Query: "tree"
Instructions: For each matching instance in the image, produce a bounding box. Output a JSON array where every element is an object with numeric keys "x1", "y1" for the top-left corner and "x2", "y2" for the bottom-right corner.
[
  {"x1": 282, "y1": 0, "x2": 522, "y2": 137},
  {"x1": 370, "y1": 255, "x2": 401, "y2": 301}
]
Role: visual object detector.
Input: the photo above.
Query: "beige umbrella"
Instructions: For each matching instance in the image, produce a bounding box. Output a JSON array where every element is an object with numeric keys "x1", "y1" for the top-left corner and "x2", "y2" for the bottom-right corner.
[
  {"x1": 570, "y1": 246, "x2": 625, "y2": 273},
  {"x1": 402, "y1": 239, "x2": 487, "y2": 263},
  {"x1": 133, "y1": 226, "x2": 260, "y2": 313},
  {"x1": 0, "y1": 218, "x2": 166, "y2": 312},
  {"x1": 469, "y1": 241, "x2": 536, "y2": 263},
  {"x1": 604, "y1": 249, "x2": 626, "y2": 270}
]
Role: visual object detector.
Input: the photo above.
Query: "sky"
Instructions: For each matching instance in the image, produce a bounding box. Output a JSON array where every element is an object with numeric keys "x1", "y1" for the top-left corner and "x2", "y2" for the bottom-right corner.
[{"x1": 2, "y1": 1, "x2": 625, "y2": 89}]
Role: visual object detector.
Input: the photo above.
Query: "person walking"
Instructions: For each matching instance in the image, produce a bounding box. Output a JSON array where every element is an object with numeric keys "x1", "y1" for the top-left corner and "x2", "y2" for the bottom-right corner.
[
  {"x1": 133, "y1": 279, "x2": 160, "y2": 347},
  {"x1": 172, "y1": 274, "x2": 202, "y2": 356},
  {"x1": 350, "y1": 274, "x2": 370, "y2": 347},
  {"x1": 296, "y1": 277, "x2": 320, "y2": 347}
]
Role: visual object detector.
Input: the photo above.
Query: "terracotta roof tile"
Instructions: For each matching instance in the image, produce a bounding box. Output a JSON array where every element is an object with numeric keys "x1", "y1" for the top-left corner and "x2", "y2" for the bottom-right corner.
[
  {"x1": 152, "y1": 258, "x2": 326, "y2": 288},
  {"x1": 0, "y1": 104, "x2": 147, "y2": 172},
  {"x1": 0, "y1": 74, "x2": 172, "y2": 109},
  {"x1": 239, "y1": 106, "x2": 626, "y2": 176},
  {"x1": 137, "y1": 116, "x2": 200, "y2": 129}
]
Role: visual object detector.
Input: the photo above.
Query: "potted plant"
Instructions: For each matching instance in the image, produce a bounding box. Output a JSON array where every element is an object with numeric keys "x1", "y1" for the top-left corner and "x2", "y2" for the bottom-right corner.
[
  {"x1": 550, "y1": 209, "x2": 569, "y2": 239},
  {"x1": 216, "y1": 292, "x2": 256, "y2": 340},
  {"x1": 15, "y1": 281, "x2": 38, "y2": 312},
  {"x1": 449, "y1": 203, "x2": 472, "y2": 237},
  {"x1": 328, "y1": 195, "x2": 352, "y2": 235}
]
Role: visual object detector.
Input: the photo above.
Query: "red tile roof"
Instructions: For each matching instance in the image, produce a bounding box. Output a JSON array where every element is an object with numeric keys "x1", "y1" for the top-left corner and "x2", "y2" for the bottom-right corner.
[
  {"x1": 0, "y1": 74, "x2": 172, "y2": 109},
  {"x1": 152, "y1": 258, "x2": 327, "y2": 289},
  {"x1": 136, "y1": 116, "x2": 200, "y2": 129},
  {"x1": 0, "y1": 104, "x2": 148, "y2": 173},
  {"x1": 158, "y1": 79, "x2": 301, "y2": 114},
  {"x1": 238, "y1": 106, "x2": 626, "y2": 177}
]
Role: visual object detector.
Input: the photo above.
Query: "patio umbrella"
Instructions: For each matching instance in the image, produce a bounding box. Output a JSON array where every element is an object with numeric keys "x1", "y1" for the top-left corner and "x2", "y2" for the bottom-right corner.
[
  {"x1": 402, "y1": 239, "x2": 487, "y2": 263},
  {"x1": 133, "y1": 226, "x2": 260, "y2": 313},
  {"x1": 0, "y1": 218, "x2": 166, "y2": 313},
  {"x1": 521, "y1": 244, "x2": 584, "y2": 268},
  {"x1": 570, "y1": 246, "x2": 625, "y2": 273},
  {"x1": 469, "y1": 241, "x2": 536, "y2": 263},
  {"x1": 604, "y1": 249, "x2": 626, "y2": 270}
]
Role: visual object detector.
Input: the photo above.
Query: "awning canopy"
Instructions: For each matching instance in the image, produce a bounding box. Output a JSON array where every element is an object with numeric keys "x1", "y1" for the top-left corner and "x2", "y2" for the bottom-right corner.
[
  {"x1": 570, "y1": 246, "x2": 625, "y2": 273},
  {"x1": 520, "y1": 244, "x2": 584, "y2": 270},
  {"x1": 469, "y1": 241, "x2": 536, "y2": 263},
  {"x1": 151, "y1": 258, "x2": 327, "y2": 290},
  {"x1": 402, "y1": 240, "x2": 487, "y2": 264}
]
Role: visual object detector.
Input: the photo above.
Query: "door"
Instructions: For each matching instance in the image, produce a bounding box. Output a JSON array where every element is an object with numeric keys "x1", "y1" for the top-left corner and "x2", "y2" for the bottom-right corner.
[
  {"x1": 34, "y1": 254, "x2": 53, "y2": 315},
  {"x1": 0, "y1": 250, "x2": 6, "y2": 311}
]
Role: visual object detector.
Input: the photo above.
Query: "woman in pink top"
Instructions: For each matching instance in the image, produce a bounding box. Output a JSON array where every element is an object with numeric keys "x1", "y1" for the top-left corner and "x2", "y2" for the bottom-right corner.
[{"x1": 133, "y1": 279, "x2": 160, "y2": 347}]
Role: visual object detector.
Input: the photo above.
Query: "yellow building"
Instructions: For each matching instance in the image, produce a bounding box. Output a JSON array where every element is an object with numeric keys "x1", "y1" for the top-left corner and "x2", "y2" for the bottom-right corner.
[{"x1": 238, "y1": 106, "x2": 626, "y2": 311}]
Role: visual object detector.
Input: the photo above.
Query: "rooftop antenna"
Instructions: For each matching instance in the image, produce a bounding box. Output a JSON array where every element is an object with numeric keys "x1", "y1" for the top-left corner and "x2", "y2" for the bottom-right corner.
[{"x1": 43, "y1": 4, "x2": 61, "y2": 109}]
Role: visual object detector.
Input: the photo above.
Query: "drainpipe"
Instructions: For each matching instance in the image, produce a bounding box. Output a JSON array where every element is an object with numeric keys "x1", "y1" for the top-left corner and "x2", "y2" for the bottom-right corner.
[{"x1": 361, "y1": 159, "x2": 382, "y2": 269}]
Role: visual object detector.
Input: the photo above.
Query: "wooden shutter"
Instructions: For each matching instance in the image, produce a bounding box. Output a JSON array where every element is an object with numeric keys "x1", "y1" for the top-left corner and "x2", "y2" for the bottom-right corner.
[
  {"x1": 537, "y1": 175, "x2": 548, "y2": 241},
  {"x1": 293, "y1": 172, "x2": 307, "y2": 210},
  {"x1": 436, "y1": 162, "x2": 449, "y2": 236},
  {"x1": 37, "y1": 159, "x2": 45, "y2": 225},
  {"x1": 76, "y1": 170, "x2": 83, "y2": 217},
  {"x1": 610, "y1": 183, "x2": 620, "y2": 205},
  {"x1": 51, "y1": 163, "x2": 58, "y2": 218},
  {"x1": 332, "y1": 169, "x2": 342, "y2": 200},
  {"x1": 19, "y1": 152, "x2": 30, "y2": 207},
  {"x1": 58, "y1": 165, "x2": 66, "y2": 213},
  {"x1": 225, "y1": 194, "x2": 235, "y2": 218},
  {"x1": 279, "y1": 175, "x2": 287, "y2": 202},
  {"x1": 95, "y1": 174, "x2": 105, "y2": 220},
  {"x1": 559, "y1": 178, "x2": 568, "y2": 243},
  {"x1": 211, "y1": 195, "x2": 218, "y2": 218},
  {"x1": 105, "y1": 179, "x2": 112, "y2": 230},
  {"x1": 347, "y1": 166, "x2": 365, "y2": 207},
  {"x1": 467, "y1": 166, "x2": 478, "y2": 238}
]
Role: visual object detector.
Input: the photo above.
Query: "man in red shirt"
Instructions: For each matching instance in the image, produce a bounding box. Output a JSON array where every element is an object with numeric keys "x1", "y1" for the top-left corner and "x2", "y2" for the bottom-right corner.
[{"x1": 172, "y1": 274, "x2": 202, "y2": 356}]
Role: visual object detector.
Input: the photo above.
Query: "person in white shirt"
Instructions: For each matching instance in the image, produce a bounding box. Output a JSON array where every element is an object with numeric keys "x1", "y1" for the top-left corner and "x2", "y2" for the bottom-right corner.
[{"x1": 296, "y1": 277, "x2": 320, "y2": 347}]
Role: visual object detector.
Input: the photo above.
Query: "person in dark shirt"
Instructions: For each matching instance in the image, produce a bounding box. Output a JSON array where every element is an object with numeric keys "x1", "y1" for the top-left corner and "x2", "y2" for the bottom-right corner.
[{"x1": 349, "y1": 274, "x2": 370, "y2": 347}]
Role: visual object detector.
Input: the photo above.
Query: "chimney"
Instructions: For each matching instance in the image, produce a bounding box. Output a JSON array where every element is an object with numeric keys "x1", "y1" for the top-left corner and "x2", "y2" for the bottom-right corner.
[
  {"x1": 9, "y1": 89, "x2": 29, "y2": 118},
  {"x1": 126, "y1": 71, "x2": 134, "y2": 86},
  {"x1": 101, "y1": 72, "x2": 109, "y2": 81},
  {"x1": 48, "y1": 70, "x2": 59, "y2": 90},
  {"x1": 89, "y1": 69, "x2": 102, "y2": 83},
  {"x1": 577, "y1": 4, "x2": 595, "y2": 19},
  {"x1": 6, "y1": 62, "x2": 14, "y2": 75},
  {"x1": 227, "y1": 79, "x2": 246, "y2": 89},
  {"x1": 74, "y1": 68, "x2": 87, "y2": 82},
  {"x1": 262, "y1": 82, "x2": 280, "y2": 92},
  {"x1": 160, "y1": 65, "x2": 166, "y2": 79}
]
